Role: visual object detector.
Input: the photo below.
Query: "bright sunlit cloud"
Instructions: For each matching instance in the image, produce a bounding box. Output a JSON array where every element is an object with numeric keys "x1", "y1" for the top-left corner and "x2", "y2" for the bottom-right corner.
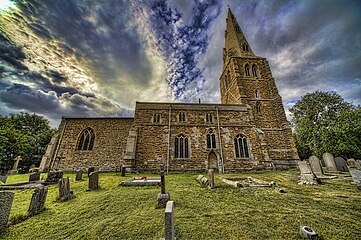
[{"x1": 0, "y1": 0, "x2": 15, "y2": 12}]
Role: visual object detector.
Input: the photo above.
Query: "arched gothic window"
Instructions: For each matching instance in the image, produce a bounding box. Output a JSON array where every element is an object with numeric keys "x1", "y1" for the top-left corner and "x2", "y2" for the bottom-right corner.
[
  {"x1": 234, "y1": 134, "x2": 249, "y2": 158},
  {"x1": 256, "y1": 102, "x2": 262, "y2": 113},
  {"x1": 206, "y1": 113, "x2": 213, "y2": 123},
  {"x1": 179, "y1": 112, "x2": 186, "y2": 122},
  {"x1": 245, "y1": 64, "x2": 250, "y2": 76},
  {"x1": 252, "y1": 64, "x2": 258, "y2": 77},
  {"x1": 255, "y1": 90, "x2": 260, "y2": 99},
  {"x1": 206, "y1": 129, "x2": 216, "y2": 149},
  {"x1": 153, "y1": 113, "x2": 161, "y2": 123},
  {"x1": 174, "y1": 134, "x2": 189, "y2": 158},
  {"x1": 77, "y1": 128, "x2": 95, "y2": 150}
]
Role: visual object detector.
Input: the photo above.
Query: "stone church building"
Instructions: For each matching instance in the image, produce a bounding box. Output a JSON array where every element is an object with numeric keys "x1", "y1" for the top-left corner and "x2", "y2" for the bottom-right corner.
[{"x1": 40, "y1": 9, "x2": 299, "y2": 173}]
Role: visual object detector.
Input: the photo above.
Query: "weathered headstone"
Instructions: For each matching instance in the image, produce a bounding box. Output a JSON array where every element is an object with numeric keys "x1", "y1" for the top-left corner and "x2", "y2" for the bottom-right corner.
[
  {"x1": 298, "y1": 161, "x2": 320, "y2": 185},
  {"x1": 162, "y1": 201, "x2": 175, "y2": 240},
  {"x1": 196, "y1": 175, "x2": 208, "y2": 187},
  {"x1": 75, "y1": 170, "x2": 83, "y2": 181},
  {"x1": 28, "y1": 186, "x2": 47, "y2": 216},
  {"x1": 58, "y1": 178, "x2": 73, "y2": 201},
  {"x1": 0, "y1": 191, "x2": 14, "y2": 228},
  {"x1": 208, "y1": 169, "x2": 215, "y2": 189},
  {"x1": 347, "y1": 158, "x2": 357, "y2": 168},
  {"x1": 121, "y1": 166, "x2": 126, "y2": 177},
  {"x1": 45, "y1": 170, "x2": 63, "y2": 184},
  {"x1": 308, "y1": 156, "x2": 323, "y2": 176},
  {"x1": 87, "y1": 166, "x2": 95, "y2": 177},
  {"x1": 88, "y1": 171, "x2": 99, "y2": 190},
  {"x1": 356, "y1": 161, "x2": 361, "y2": 170},
  {"x1": 29, "y1": 172, "x2": 40, "y2": 182},
  {"x1": 8, "y1": 156, "x2": 21, "y2": 175},
  {"x1": 334, "y1": 157, "x2": 349, "y2": 173},
  {"x1": 157, "y1": 171, "x2": 170, "y2": 208},
  {"x1": 323, "y1": 153, "x2": 338, "y2": 172},
  {"x1": 350, "y1": 170, "x2": 361, "y2": 185},
  {"x1": 0, "y1": 175, "x2": 7, "y2": 184}
]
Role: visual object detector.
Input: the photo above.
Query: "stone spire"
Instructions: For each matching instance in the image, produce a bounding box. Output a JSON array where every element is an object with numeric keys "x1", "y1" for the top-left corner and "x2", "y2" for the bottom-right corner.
[{"x1": 223, "y1": 7, "x2": 255, "y2": 65}]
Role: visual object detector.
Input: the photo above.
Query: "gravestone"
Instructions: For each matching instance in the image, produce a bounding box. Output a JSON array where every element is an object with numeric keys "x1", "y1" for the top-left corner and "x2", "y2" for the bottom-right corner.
[
  {"x1": 162, "y1": 201, "x2": 175, "y2": 240},
  {"x1": 196, "y1": 175, "x2": 208, "y2": 187},
  {"x1": 0, "y1": 175, "x2": 7, "y2": 184},
  {"x1": 0, "y1": 192, "x2": 15, "y2": 228},
  {"x1": 208, "y1": 169, "x2": 215, "y2": 189},
  {"x1": 87, "y1": 167, "x2": 95, "y2": 177},
  {"x1": 8, "y1": 156, "x2": 21, "y2": 175},
  {"x1": 157, "y1": 171, "x2": 170, "y2": 208},
  {"x1": 29, "y1": 172, "x2": 40, "y2": 182},
  {"x1": 28, "y1": 186, "x2": 47, "y2": 216},
  {"x1": 45, "y1": 170, "x2": 63, "y2": 184},
  {"x1": 75, "y1": 170, "x2": 83, "y2": 181},
  {"x1": 350, "y1": 170, "x2": 361, "y2": 185},
  {"x1": 308, "y1": 156, "x2": 323, "y2": 176},
  {"x1": 334, "y1": 157, "x2": 349, "y2": 173},
  {"x1": 347, "y1": 158, "x2": 357, "y2": 168},
  {"x1": 58, "y1": 178, "x2": 73, "y2": 201},
  {"x1": 88, "y1": 171, "x2": 99, "y2": 190},
  {"x1": 121, "y1": 166, "x2": 126, "y2": 177},
  {"x1": 323, "y1": 153, "x2": 338, "y2": 172},
  {"x1": 298, "y1": 161, "x2": 320, "y2": 185}
]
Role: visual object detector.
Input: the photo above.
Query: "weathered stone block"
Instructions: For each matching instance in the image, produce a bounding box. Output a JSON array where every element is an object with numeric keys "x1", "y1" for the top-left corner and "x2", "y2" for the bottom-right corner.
[
  {"x1": 0, "y1": 191, "x2": 14, "y2": 227},
  {"x1": 45, "y1": 171, "x2": 63, "y2": 184},
  {"x1": 28, "y1": 186, "x2": 47, "y2": 216},
  {"x1": 75, "y1": 170, "x2": 83, "y2": 181},
  {"x1": 58, "y1": 178, "x2": 73, "y2": 201},
  {"x1": 29, "y1": 172, "x2": 40, "y2": 182}
]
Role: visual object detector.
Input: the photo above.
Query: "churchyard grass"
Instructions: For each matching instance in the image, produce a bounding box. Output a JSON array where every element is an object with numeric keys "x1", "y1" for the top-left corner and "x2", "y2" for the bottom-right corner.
[{"x1": 1, "y1": 170, "x2": 360, "y2": 239}]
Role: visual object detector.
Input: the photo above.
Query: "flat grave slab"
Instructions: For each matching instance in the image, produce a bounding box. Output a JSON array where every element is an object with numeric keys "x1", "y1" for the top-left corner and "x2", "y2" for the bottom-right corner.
[{"x1": 120, "y1": 177, "x2": 161, "y2": 186}]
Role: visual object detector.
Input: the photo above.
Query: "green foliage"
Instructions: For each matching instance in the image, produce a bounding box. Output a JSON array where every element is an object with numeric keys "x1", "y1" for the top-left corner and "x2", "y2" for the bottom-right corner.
[
  {"x1": 0, "y1": 112, "x2": 56, "y2": 174},
  {"x1": 290, "y1": 91, "x2": 361, "y2": 159}
]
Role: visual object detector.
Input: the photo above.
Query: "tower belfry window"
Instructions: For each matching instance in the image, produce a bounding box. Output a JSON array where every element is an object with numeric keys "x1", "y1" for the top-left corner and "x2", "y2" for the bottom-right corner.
[
  {"x1": 255, "y1": 90, "x2": 260, "y2": 99},
  {"x1": 252, "y1": 64, "x2": 258, "y2": 77},
  {"x1": 243, "y1": 43, "x2": 249, "y2": 52},
  {"x1": 153, "y1": 113, "x2": 161, "y2": 123},
  {"x1": 245, "y1": 64, "x2": 250, "y2": 76},
  {"x1": 206, "y1": 113, "x2": 213, "y2": 123},
  {"x1": 256, "y1": 102, "x2": 262, "y2": 113},
  {"x1": 179, "y1": 112, "x2": 186, "y2": 122}
]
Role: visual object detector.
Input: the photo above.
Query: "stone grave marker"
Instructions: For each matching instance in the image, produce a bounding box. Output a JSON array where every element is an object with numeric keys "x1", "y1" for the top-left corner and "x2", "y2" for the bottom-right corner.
[
  {"x1": 196, "y1": 175, "x2": 208, "y2": 187},
  {"x1": 8, "y1": 156, "x2": 21, "y2": 175},
  {"x1": 28, "y1": 186, "x2": 47, "y2": 216},
  {"x1": 121, "y1": 166, "x2": 126, "y2": 177},
  {"x1": 58, "y1": 178, "x2": 73, "y2": 201},
  {"x1": 0, "y1": 175, "x2": 7, "y2": 184},
  {"x1": 29, "y1": 172, "x2": 40, "y2": 182},
  {"x1": 45, "y1": 170, "x2": 63, "y2": 184},
  {"x1": 75, "y1": 170, "x2": 83, "y2": 181},
  {"x1": 0, "y1": 191, "x2": 15, "y2": 228},
  {"x1": 323, "y1": 153, "x2": 338, "y2": 172},
  {"x1": 350, "y1": 170, "x2": 361, "y2": 185},
  {"x1": 162, "y1": 201, "x2": 175, "y2": 240},
  {"x1": 334, "y1": 157, "x2": 349, "y2": 173},
  {"x1": 347, "y1": 158, "x2": 357, "y2": 168},
  {"x1": 356, "y1": 161, "x2": 361, "y2": 170},
  {"x1": 308, "y1": 156, "x2": 323, "y2": 176},
  {"x1": 157, "y1": 171, "x2": 170, "y2": 208},
  {"x1": 88, "y1": 171, "x2": 99, "y2": 190},
  {"x1": 87, "y1": 166, "x2": 95, "y2": 177},
  {"x1": 298, "y1": 161, "x2": 320, "y2": 185},
  {"x1": 208, "y1": 169, "x2": 215, "y2": 189}
]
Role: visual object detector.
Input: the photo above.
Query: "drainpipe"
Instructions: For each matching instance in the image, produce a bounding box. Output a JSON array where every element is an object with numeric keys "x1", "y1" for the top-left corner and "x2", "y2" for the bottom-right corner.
[
  {"x1": 216, "y1": 106, "x2": 224, "y2": 173},
  {"x1": 166, "y1": 105, "x2": 172, "y2": 174},
  {"x1": 51, "y1": 119, "x2": 67, "y2": 170}
]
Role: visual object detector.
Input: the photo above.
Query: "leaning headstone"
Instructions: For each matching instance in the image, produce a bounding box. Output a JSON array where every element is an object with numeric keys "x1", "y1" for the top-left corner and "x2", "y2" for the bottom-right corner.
[
  {"x1": 308, "y1": 156, "x2": 323, "y2": 176},
  {"x1": 347, "y1": 158, "x2": 356, "y2": 168},
  {"x1": 323, "y1": 153, "x2": 338, "y2": 172},
  {"x1": 29, "y1": 172, "x2": 40, "y2": 182},
  {"x1": 58, "y1": 178, "x2": 73, "y2": 201},
  {"x1": 0, "y1": 192, "x2": 15, "y2": 228},
  {"x1": 0, "y1": 175, "x2": 7, "y2": 184},
  {"x1": 88, "y1": 171, "x2": 99, "y2": 191},
  {"x1": 121, "y1": 166, "x2": 126, "y2": 177},
  {"x1": 162, "y1": 201, "x2": 175, "y2": 240},
  {"x1": 298, "y1": 161, "x2": 320, "y2": 185},
  {"x1": 350, "y1": 170, "x2": 361, "y2": 185},
  {"x1": 157, "y1": 171, "x2": 170, "y2": 208},
  {"x1": 75, "y1": 170, "x2": 83, "y2": 181},
  {"x1": 45, "y1": 170, "x2": 63, "y2": 184},
  {"x1": 87, "y1": 166, "x2": 95, "y2": 177},
  {"x1": 28, "y1": 186, "x2": 47, "y2": 216},
  {"x1": 8, "y1": 156, "x2": 21, "y2": 175},
  {"x1": 208, "y1": 169, "x2": 215, "y2": 189},
  {"x1": 334, "y1": 157, "x2": 349, "y2": 173}
]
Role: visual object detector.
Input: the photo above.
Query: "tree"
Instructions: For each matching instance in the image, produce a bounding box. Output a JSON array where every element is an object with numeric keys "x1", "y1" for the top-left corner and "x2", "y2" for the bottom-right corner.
[
  {"x1": 290, "y1": 91, "x2": 361, "y2": 159},
  {"x1": 0, "y1": 113, "x2": 56, "y2": 174}
]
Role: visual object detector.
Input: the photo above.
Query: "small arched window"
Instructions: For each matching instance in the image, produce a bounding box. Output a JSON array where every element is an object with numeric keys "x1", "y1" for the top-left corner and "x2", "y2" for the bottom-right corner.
[
  {"x1": 206, "y1": 113, "x2": 213, "y2": 123},
  {"x1": 255, "y1": 90, "x2": 260, "y2": 99},
  {"x1": 179, "y1": 112, "x2": 186, "y2": 122},
  {"x1": 225, "y1": 70, "x2": 230, "y2": 87},
  {"x1": 252, "y1": 64, "x2": 258, "y2": 77},
  {"x1": 206, "y1": 129, "x2": 216, "y2": 149},
  {"x1": 234, "y1": 134, "x2": 249, "y2": 158},
  {"x1": 153, "y1": 113, "x2": 161, "y2": 123},
  {"x1": 77, "y1": 128, "x2": 95, "y2": 151},
  {"x1": 174, "y1": 134, "x2": 189, "y2": 159},
  {"x1": 256, "y1": 102, "x2": 262, "y2": 113},
  {"x1": 245, "y1": 64, "x2": 250, "y2": 76},
  {"x1": 243, "y1": 43, "x2": 249, "y2": 52}
]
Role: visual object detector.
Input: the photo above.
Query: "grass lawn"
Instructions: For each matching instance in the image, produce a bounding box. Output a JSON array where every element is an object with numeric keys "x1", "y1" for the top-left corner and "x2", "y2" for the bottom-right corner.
[{"x1": 0, "y1": 169, "x2": 360, "y2": 239}]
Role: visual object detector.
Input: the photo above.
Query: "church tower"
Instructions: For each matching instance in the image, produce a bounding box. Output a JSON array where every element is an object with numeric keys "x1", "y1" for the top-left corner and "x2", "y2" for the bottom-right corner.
[{"x1": 220, "y1": 8, "x2": 299, "y2": 168}]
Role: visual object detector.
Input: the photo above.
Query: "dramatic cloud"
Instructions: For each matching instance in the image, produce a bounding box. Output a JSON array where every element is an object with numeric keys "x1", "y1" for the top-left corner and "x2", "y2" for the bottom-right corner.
[{"x1": 0, "y1": 0, "x2": 360, "y2": 127}]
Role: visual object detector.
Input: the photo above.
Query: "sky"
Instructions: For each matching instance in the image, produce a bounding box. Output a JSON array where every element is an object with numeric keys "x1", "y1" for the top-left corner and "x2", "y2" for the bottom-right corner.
[{"x1": 1, "y1": 0, "x2": 360, "y2": 128}]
